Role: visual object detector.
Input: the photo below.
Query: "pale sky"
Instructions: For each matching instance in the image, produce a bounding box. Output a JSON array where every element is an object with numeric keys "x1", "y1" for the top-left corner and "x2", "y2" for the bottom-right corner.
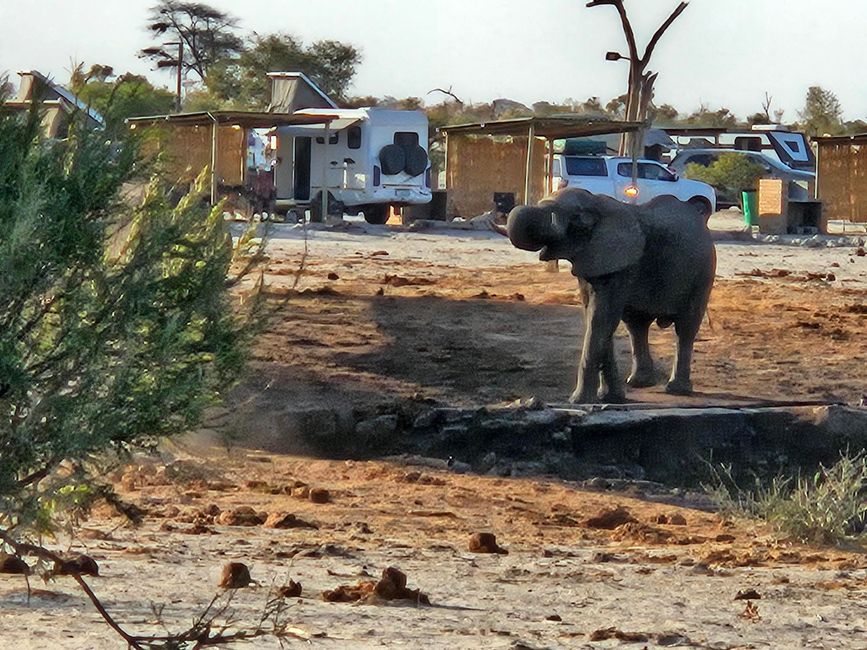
[{"x1": 1, "y1": 0, "x2": 863, "y2": 120}]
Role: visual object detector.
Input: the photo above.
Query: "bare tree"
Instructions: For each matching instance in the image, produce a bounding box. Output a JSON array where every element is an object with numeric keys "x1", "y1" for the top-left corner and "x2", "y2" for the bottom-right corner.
[{"x1": 587, "y1": 0, "x2": 688, "y2": 155}]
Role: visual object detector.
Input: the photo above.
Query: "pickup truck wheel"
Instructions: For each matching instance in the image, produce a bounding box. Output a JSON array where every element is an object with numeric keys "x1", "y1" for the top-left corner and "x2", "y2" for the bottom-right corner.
[
  {"x1": 379, "y1": 145, "x2": 405, "y2": 176},
  {"x1": 404, "y1": 146, "x2": 428, "y2": 177},
  {"x1": 362, "y1": 204, "x2": 389, "y2": 225},
  {"x1": 688, "y1": 197, "x2": 713, "y2": 220}
]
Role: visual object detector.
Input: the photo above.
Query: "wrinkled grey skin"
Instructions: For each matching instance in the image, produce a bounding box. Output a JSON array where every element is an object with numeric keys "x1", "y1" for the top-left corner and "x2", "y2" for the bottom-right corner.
[{"x1": 507, "y1": 188, "x2": 716, "y2": 404}]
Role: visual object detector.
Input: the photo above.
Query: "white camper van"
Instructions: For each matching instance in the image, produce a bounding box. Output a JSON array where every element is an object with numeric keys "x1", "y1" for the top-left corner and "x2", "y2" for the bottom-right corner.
[{"x1": 273, "y1": 107, "x2": 432, "y2": 223}]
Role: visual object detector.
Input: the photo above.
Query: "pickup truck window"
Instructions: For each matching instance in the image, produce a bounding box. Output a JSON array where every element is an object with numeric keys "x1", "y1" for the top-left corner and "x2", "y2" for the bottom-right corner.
[
  {"x1": 617, "y1": 162, "x2": 677, "y2": 182},
  {"x1": 564, "y1": 157, "x2": 608, "y2": 177}
]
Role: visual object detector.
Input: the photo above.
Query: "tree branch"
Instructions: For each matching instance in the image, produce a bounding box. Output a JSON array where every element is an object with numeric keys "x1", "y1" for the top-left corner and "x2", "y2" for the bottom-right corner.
[
  {"x1": 587, "y1": 0, "x2": 640, "y2": 65},
  {"x1": 0, "y1": 529, "x2": 146, "y2": 650},
  {"x1": 641, "y1": 2, "x2": 689, "y2": 65}
]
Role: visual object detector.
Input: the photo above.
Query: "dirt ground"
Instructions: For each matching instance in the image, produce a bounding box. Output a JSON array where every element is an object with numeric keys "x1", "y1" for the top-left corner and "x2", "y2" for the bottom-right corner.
[{"x1": 1, "y1": 220, "x2": 866, "y2": 648}]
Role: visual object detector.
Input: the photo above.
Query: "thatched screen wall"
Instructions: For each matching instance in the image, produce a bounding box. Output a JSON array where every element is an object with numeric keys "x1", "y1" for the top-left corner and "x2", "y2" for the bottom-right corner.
[
  {"x1": 817, "y1": 136, "x2": 867, "y2": 223},
  {"x1": 144, "y1": 124, "x2": 247, "y2": 187},
  {"x1": 445, "y1": 134, "x2": 547, "y2": 218}
]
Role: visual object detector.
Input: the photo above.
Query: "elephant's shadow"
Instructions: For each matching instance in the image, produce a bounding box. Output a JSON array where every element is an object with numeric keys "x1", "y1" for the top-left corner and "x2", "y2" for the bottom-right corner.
[{"x1": 329, "y1": 294, "x2": 718, "y2": 406}]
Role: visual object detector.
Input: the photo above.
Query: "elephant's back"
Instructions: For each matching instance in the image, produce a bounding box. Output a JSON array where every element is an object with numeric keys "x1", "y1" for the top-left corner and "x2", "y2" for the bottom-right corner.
[{"x1": 628, "y1": 202, "x2": 715, "y2": 315}]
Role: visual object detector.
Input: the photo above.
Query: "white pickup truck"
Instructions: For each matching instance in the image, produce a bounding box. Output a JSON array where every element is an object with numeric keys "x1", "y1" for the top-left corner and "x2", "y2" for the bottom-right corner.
[{"x1": 552, "y1": 155, "x2": 716, "y2": 217}]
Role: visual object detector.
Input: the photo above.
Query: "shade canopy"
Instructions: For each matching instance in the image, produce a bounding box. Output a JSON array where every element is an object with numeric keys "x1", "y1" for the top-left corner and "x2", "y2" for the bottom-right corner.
[
  {"x1": 438, "y1": 116, "x2": 643, "y2": 139},
  {"x1": 126, "y1": 111, "x2": 340, "y2": 129}
]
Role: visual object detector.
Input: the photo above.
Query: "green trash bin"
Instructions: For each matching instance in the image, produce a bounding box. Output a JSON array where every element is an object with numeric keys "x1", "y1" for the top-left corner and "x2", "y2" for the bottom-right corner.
[{"x1": 742, "y1": 190, "x2": 758, "y2": 226}]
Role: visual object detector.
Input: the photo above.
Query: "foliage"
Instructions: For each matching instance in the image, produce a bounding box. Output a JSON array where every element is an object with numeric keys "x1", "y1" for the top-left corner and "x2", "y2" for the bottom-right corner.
[
  {"x1": 205, "y1": 32, "x2": 362, "y2": 108},
  {"x1": 799, "y1": 85, "x2": 844, "y2": 137},
  {"x1": 706, "y1": 453, "x2": 867, "y2": 545},
  {"x1": 143, "y1": 1, "x2": 243, "y2": 81},
  {"x1": 683, "y1": 104, "x2": 738, "y2": 128},
  {"x1": 71, "y1": 64, "x2": 175, "y2": 133},
  {"x1": 684, "y1": 152, "x2": 766, "y2": 194},
  {"x1": 0, "y1": 106, "x2": 250, "y2": 538}
]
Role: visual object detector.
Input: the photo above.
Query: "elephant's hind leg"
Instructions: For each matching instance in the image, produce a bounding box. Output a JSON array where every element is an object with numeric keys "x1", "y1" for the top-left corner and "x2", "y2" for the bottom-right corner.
[
  {"x1": 623, "y1": 311, "x2": 655, "y2": 388},
  {"x1": 666, "y1": 316, "x2": 700, "y2": 395}
]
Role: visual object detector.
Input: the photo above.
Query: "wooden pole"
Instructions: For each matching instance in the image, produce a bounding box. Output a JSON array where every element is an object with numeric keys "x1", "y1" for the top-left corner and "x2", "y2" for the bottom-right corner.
[
  {"x1": 524, "y1": 122, "x2": 536, "y2": 204},
  {"x1": 546, "y1": 138, "x2": 555, "y2": 194},
  {"x1": 175, "y1": 40, "x2": 184, "y2": 113},
  {"x1": 320, "y1": 120, "x2": 331, "y2": 221},
  {"x1": 208, "y1": 113, "x2": 218, "y2": 205}
]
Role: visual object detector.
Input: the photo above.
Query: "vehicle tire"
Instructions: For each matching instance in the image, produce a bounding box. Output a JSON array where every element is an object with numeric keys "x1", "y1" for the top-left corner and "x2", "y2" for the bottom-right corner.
[
  {"x1": 688, "y1": 197, "x2": 713, "y2": 220},
  {"x1": 362, "y1": 204, "x2": 389, "y2": 225},
  {"x1": 379, "y1": 145, "x2": 406, "y2": 176},
  {"x1": 404, "y1": 145, "x2": 428, "y2": 177}
]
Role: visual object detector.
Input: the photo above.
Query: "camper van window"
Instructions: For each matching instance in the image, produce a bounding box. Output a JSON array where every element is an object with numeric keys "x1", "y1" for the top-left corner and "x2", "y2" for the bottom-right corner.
[
  {"x1": 316, "y1": 134, "x2": 339, "y2": 145},
  {"x1": 394, "y1": 132, "x2": 419, "y2": 148},
  {"x1": 348, "y1": 126, "x2": 362, "y2": 149}
]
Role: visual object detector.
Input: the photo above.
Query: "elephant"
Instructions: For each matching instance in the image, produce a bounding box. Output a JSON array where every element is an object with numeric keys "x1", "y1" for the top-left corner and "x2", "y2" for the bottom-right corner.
[{"x1": 507, "y1": 188, "x2": 716, "y2": 404}]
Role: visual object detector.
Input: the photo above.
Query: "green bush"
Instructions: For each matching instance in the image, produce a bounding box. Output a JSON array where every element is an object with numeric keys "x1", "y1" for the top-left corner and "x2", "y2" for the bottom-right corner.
[
  {"x1": 707, "y1": 452, "x2": 867, "y2": 545},
  {"x1": 684, "y1": 152, "x2": 766, "y2": 197},
  {"x1": 0, "y1": 107, "x2": 250, "y2": 538}
]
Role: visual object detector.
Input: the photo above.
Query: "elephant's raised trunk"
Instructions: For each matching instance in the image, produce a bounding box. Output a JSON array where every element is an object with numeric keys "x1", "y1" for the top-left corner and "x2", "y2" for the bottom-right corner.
[{"x1": 506, "y1": 206, "x2": 566, "y2": 252}]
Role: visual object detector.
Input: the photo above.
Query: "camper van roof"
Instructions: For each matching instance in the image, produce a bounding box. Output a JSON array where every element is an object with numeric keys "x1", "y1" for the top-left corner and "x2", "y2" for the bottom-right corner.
[{"x1": 265, "y1": 71, "x2": 338, "y2": 109}]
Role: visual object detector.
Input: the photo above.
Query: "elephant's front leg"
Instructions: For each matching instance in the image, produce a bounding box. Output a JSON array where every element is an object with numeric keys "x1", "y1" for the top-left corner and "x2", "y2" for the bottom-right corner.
[
  {"x1": 571, "y1": 276, "x2": 629, "y2": 404},
  {"x1": 623, "y1": 311, "x2": 655, "y2": 388}
]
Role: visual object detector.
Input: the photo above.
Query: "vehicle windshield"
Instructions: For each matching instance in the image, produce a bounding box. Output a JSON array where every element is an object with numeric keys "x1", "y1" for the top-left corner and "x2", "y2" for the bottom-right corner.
[{"x1": 563, "y1": 157, "x2": 608, "y2": 177}]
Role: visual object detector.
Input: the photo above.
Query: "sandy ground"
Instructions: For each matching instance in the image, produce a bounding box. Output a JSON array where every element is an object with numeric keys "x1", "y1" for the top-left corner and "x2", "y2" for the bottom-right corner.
[{"x1": 1, "y1": 219, "x2": 866, "y2": 648}]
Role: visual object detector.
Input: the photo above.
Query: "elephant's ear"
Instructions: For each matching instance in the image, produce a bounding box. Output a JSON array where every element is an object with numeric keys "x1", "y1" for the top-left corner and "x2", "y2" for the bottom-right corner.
[{"x1": 562, "y1": 197, "x2": 646, "y2": 279}]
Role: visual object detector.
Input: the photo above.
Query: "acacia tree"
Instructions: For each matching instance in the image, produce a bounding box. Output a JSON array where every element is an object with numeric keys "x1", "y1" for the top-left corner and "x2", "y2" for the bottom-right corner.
[
  {"x1": 0, "y1": 107, "x2": 250, "y2": 541},
  {"x1": 142, "y1": 1, "x2": 243, "y2": 81}
]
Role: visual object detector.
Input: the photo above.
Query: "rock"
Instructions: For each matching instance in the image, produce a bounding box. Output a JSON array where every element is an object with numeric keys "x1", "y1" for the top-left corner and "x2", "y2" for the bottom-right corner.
[
  {"x1": 734, "y1": 588, "x2": 762, "y2": 600},
  {"x1": 219, "y1": 562, "x2": 252, "y2": 588},
  {"x1": 263, "y1": 512, "x2": 318, "y2": 529},
  {"x1": 508, "y1": 396, "x2": 546, "y2": 410},
  {"x1": 667, "y1": 513, "x2": 687, "y2": 526},
  {"x1": 292, "y1": 486, "x2": 311, "y2": 499},
  {"x1": 468, "y1": 532, "x2": 509, "y2": 555},
  {"x1": 327, "y1": 272, "x2": 339, "y2": 280},
  {"x1": 217, "y1": 508, "x2": 265, "y2": 526},
  {"x1": 412, "y1": 409, "x2": 440, "y2": 429},
  {"x1": 355, "y1": 415, "x2": 399, "y2": 442},
  {"x1": 545, "y1": 614, "x2": 562, "y2": 622},
  {"x1": 522, "y1": 409, "x2": 564, "y2": 427},
  {"x1": 55, "y1": 554, "x2": 99, "y2": 577},
  {"x1": 0, "y1": 553, "x2": 30, "y2": 575},
  {"x1": 322, "y1": 580, "x2": 375, "y2": 602},
  {"x1": 372, "y1": 567, "x2": 431, "y2": 604},
  {"x1": 309, "y1": 488, "x2": 330, "y2": 504},
  {"x1": 277, "y1": 580, "x2": 302, "y2": 598},
  {"x1": 584, "y1": 506, "x2": 637, "y2": 530}
]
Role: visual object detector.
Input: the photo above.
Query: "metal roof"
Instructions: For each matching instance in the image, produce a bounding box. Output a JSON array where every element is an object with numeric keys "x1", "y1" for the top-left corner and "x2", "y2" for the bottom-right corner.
[
  {"x1": 437, "y1": 116, "x2": 643, "y2": 139},
  {"x1": 13, "y1": 70, "x2": 105, "y2": 126},
  {"x1": 662, "y1": 127, "x2": 729, "y2": 136},
  {"x1": 126, "y1": 111, "x2": 340, "y2": 129},
  {"x1": 813, "y1": 133, "x2": 867, "y2": 145}
]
